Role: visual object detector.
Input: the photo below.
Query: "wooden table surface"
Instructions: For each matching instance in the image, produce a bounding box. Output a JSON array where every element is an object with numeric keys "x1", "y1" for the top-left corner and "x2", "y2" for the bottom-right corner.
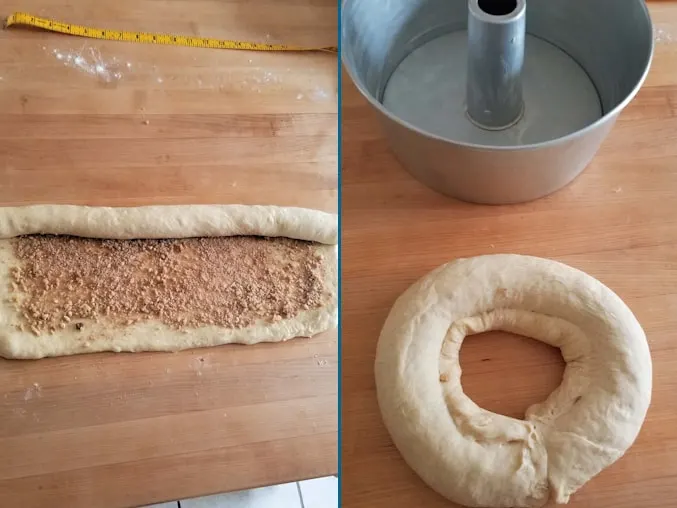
[
  {"x1": 342, "y1": 3, "x2": 677, "y2": 507},
  {"x1": 0, "y1": 1, "x2": 337, "y2": 507}
]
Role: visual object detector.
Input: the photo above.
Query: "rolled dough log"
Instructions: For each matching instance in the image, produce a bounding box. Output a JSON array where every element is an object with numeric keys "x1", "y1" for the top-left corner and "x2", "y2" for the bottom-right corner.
[
  {"x1": 0, "y1": 204, "x2": 338, "y2": 244},
  {"x1": 0, "y1": 204, "x2": 338, "y2": 360}
]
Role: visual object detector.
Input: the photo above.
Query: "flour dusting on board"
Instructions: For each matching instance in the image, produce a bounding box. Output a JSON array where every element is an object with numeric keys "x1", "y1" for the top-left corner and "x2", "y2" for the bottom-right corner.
[
  {"x1": 42, "y1": 42, "x2": 334, "y2": 100},
  {"x1": 241, "y1": 68, "x2": 283, "y2": 93},
  {"x1": 12, "y1": 408, "x2": 27, "y2": 418},
  {"x1": 48, "y1": 46, "x2": 127, "y2": 83},
  {"x1": 311, "y1": 86, "x2": 331, "y2": 100},
  {"x1": 654, "y1": 24, "x2": 675, "y2": 44},
  {"x1": 23, "y1": 382, "x2": 42, "y2": 401}
]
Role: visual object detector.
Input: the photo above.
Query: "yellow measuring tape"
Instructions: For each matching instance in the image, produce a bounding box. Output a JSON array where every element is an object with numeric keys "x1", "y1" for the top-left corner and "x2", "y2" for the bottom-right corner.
[{"x1": 4, "y1": 12, "x2": 338, "y2": 53}]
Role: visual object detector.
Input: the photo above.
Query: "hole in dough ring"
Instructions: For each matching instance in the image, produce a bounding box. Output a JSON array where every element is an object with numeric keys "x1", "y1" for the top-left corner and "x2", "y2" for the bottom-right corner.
[{"x1": 375, "y1": 254, "x2": 652, "y2": 508}]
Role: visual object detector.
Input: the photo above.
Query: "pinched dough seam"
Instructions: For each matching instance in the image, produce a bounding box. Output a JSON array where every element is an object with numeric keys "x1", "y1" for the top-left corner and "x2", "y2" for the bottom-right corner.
[{"x1": 436, "y1": 308, "x2": 598, "y2": 505}]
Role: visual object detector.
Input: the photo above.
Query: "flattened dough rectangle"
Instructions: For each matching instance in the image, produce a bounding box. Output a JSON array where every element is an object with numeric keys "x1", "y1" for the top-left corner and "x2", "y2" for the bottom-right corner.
[{"x1": 0, "y1": 205, "x2": 338, "y2": 360}]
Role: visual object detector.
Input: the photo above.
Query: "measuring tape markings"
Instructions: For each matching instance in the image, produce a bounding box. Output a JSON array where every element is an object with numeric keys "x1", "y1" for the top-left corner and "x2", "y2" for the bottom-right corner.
[{"x1": 4, "y1": 12, "x2": 338, "y2": 53}]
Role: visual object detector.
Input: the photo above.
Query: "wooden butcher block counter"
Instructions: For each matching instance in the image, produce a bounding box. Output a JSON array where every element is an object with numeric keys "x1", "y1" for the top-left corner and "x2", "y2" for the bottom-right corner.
[
  {"x1": 0, "y1": 0, "x2": 337, "y2": 506},
  {"x1": 343, "y1": 3, "x2": 677, "y2": 508}
]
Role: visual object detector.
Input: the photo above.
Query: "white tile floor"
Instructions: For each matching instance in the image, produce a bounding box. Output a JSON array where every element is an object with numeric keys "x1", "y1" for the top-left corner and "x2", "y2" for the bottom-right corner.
[{"x1": 141, "y1": 476, "x2": 338, "y2": 508}]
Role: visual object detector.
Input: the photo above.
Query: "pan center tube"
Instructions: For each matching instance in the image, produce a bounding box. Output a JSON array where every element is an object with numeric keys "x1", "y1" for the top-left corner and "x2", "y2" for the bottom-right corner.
[{"x1": 466, "y1": 0, "x2": 526, "y2": 131}]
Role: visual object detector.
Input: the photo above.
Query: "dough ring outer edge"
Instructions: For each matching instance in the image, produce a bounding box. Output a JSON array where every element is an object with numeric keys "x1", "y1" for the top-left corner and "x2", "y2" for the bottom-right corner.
[{"x1": 374, "y1": 254, "x2": 652, "y2": 508}]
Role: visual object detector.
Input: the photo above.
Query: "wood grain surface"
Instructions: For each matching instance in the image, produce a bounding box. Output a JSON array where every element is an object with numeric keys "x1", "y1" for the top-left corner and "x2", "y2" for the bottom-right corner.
[
  {"x1": 342, "y1": 3, "x2": 677, "y2": 507},
  {"x1": 0, "y1": 1, "x2": 337, "y2": 507}
]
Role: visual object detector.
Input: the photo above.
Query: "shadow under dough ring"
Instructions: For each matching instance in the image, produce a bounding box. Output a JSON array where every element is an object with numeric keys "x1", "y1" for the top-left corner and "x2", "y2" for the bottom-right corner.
[{"x1": 375, "y1": 254, "x2": 652, "y2": 508}]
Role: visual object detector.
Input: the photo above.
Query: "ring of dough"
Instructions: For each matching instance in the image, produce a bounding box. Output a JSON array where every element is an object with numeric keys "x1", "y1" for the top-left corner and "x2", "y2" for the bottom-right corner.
[{"x1": 375, "y1": 255, "x2": 652, "y2": 508}]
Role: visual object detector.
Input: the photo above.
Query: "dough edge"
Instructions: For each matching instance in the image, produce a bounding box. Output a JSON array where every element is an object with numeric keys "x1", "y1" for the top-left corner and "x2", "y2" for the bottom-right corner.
[
  {"x1": 0, "y1": 204, "x2": 338, "y2": 359},
  {"x1": 0, "y1": 204, "x2": 338, "y2": 244}
]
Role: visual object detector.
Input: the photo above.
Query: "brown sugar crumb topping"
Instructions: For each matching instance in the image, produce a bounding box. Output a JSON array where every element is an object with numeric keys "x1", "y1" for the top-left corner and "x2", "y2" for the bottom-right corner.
[{"x1": 10, "y1": 235, "x2": 327, "y2": 335}]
